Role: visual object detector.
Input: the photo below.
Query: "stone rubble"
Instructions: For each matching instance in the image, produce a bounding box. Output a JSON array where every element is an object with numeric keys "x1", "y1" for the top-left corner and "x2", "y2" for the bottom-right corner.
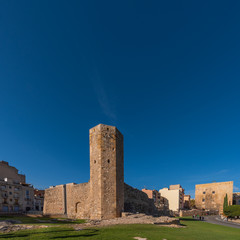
[
  {"x1": 74, "y1": 213, "x2": 181, "y2": 230},
  {"x1": 0, "y1": 220, "x2": 48, "y2": 233}
]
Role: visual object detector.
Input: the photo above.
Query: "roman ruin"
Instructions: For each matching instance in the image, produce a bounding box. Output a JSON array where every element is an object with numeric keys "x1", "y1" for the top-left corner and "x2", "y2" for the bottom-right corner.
[
  {"x1": 195, "y1": 181, "x2": 233, "y2": 213},
  {"x1": 44, "y1": 124, "x2": 160, "y2": 220}
]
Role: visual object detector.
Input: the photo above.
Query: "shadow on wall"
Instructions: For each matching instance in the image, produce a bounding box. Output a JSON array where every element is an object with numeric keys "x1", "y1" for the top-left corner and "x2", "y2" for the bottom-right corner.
[{"x1": 124, "y1": 184, "x2": 170, "y2": 216}]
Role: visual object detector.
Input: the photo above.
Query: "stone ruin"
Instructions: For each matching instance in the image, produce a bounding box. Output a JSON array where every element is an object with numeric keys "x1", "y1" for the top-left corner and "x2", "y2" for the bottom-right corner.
[{"x1": 43, "y1": 124, "x2": 162, "y2": 220}]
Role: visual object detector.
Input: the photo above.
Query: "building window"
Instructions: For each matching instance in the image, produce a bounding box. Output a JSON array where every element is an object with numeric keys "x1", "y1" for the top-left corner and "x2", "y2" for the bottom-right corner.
[
  {"x1": 26, "y1": 190, "x2": 30, "y2": 199},
  {"x1": 212, "y1": 191, "x2": 215, "y2": 194},
  {"x1": 9, "y1": 186, "x2": 12, "y2": 189},
  {"x1": 203, "y1": 191, "x2": 206, "y2": 194},
  {"x1": 202, "y1": 199, "x2": 205, "y2": 202},
  {"x1": 9, "y1": 192, "x2": 12, "y2": 195}
]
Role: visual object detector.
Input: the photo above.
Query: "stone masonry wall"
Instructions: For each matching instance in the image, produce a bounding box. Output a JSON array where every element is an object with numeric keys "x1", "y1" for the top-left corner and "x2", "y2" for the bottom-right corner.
[
  {"x1": 43, "y1": 185, "x2": 65, "y2": 215},
  {"x1": 89, "y1": 124, "x2": 124, "y2": 219},
  {"x1": 124, "y1": 183, "x2": 159, "y2": 215},
  {"x1": 66, "y1": 182, "x2": 90, "y2": 219},
  {"x1": 195, "y1": 181, "x2": 233, "y2": 213},
  {"x1": 44, "y1": 124, "x2": 124, "y2": 220}
]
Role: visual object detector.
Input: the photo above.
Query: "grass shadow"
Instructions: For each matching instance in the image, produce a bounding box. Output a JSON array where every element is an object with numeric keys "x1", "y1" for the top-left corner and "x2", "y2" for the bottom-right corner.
[
  {"x1": 0, "y1": 228, "x2": 99, "y2": 239},
  {"x1": 179, "y1": 218, "x2": 200, "y2": 222}
]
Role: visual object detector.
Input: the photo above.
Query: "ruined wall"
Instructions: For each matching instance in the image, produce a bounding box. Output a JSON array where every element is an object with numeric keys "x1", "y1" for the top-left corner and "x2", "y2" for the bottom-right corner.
[
  {"x1": 124, "y1": 184, "x2": 158, "y2": 215},
  {"x1": 66, "y1": 182, "x2": 89, "y2": 219},
  {"x1": 89, "y1": 124, "x2": 124, "y2": 220},
  {"x1": 195, "y1": 181, "x2": 233, "y2": 213},
  {"x1": 44, "y1": 124, "x2": 124, "y2": 220},
  {"x1": 43, "y1": 185, "x2": 65, "y2": 215}
]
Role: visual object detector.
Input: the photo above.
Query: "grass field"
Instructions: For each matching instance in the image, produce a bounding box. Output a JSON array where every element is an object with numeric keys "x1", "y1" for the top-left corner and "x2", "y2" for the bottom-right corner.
[
  {"x1": 0, "y1": 215, "x2": 85, "y2": 225},
  {"x1": 0, "y1": 217, "x2": 240, "y2": 240}
]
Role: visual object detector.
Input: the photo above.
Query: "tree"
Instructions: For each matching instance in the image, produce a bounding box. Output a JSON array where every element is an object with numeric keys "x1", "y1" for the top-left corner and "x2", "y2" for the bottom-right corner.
[
  {"x1": 223, "y1": 194, "x2": 228, "y2": 209},
  {"x1": 190, "y1": 199, "x2": 196, "y2": 209},
  {"x1": 223, "y1": 194, "x2": 228, "y2": 215},
  {"x1": 224, "y1": 205, "x2": 240, "y2": 218}
]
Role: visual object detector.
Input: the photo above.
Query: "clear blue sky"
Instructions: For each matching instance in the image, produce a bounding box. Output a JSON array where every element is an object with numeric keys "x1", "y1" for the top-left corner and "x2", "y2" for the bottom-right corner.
[{"x1": 0, "y1": 1, "x2": 239, "y2": 197}]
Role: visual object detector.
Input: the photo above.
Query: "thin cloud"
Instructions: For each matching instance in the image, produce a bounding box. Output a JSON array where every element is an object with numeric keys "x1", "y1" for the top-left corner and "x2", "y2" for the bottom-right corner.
[
  {"x1": 183, "y1": 169, "x2": 230, "y2": 184},
  {"x1": 86, "y1": 62, "x2": 117, "y2": 121},
  {"x1": 233, "y1": 186, "x2": 240, "y2": 192},
  {"x1": 93, "y1": 80, "x2": 117, "y2": 120}
]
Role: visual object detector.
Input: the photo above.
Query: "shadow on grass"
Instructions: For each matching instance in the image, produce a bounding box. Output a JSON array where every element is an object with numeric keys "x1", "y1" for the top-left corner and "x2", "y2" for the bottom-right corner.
[
  {"x1": 0, "y1": 229, "x2": 99, "y2": 239},
  {"x1": 50, "y1": 229, "x2": 99, "y2": 239},
  {"x1": 179, "y1": 218, "x2": 199, "y2": 222},
  {"x1": 0, "y1": 216, "x2": 85, "y2": 225}
]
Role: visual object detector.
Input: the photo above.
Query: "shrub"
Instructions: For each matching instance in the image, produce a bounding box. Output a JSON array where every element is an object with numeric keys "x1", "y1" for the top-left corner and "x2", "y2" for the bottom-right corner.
[{"x1": 223, "y1": 205, "x2": 240, "y2": 218}]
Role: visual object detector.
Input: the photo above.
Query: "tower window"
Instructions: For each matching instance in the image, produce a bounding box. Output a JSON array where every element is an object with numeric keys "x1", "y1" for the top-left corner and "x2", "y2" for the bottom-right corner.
[
  {"x1": 94, "y1": 160, "x2": 96, "y2": 164},
  {"x1": 202, "y1": 199, "x2": 205, "y2": 202},
  {"x1": 212, "y1": 191, "x2": 215, "y2": 194},
  {"x1": 203, "y1": 191, "x2": 206, "y2": 194},
  {"x1": 107, "y1": 159, "x2": 110, "y2": 163}
]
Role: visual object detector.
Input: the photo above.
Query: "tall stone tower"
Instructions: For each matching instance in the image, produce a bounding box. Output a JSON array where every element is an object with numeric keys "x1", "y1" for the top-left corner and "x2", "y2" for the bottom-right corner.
[{"x1": 89, "y1": 124, "x2": 124, "y2": 220}]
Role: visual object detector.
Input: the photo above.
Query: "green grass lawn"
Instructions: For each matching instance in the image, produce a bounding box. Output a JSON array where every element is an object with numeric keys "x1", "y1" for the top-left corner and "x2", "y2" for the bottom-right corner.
[
  {"x1": 0, "y1": 215, "x2": 85, "y2": 225},
  {"x1": 0, "y1": 217, "x2": 240, "y2": 240}
]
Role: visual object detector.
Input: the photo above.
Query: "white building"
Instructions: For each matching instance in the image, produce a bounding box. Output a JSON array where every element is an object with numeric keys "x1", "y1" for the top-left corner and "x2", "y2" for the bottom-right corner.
[{"x1": 159, "y1": 184, "x2": 184, "y2": 212}]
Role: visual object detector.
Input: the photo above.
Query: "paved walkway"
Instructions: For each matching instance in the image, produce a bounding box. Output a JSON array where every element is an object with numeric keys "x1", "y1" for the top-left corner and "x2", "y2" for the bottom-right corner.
[{"x1": 205, "y1": 215, "x2": 240, "y2": 229}]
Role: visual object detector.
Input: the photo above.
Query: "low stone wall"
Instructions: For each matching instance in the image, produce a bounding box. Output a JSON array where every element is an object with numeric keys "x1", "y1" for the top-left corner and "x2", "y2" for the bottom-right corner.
[
  {"x1": 43, "y1": 185, "x2": 65, "y2": 215},
  {"x1": 179, "y1": 209, "x2": 218, "y2": 217},
  {"x1": 66, "y1": 182, "x2": 90, "y2": 219}
]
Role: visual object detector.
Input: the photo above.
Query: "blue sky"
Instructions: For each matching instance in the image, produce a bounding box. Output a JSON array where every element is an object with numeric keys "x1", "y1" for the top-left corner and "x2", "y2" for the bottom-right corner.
[{"x1": 0, "y1": 1, "x2": 239, "y2": 197}]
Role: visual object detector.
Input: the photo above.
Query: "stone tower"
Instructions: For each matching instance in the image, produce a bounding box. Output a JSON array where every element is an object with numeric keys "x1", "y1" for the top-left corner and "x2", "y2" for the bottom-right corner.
[{"x1": 89, "y1": 124, "x2": 124, "y2": 220}]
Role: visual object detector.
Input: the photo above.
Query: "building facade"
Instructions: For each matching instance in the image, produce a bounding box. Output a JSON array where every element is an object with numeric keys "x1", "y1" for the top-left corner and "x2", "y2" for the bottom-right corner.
[
  {"x1": 0, "y1": 161, "x2": 34, "y2": 212},
  {"x1": 159, "y1": 184, "x2": 184, "y2": 212},
  {"x1": 34, "y1": 189, "x2": 44, "y2": 211},
  {"x1": 183, "y1": 195, "x2": 191, "y2": 209},
  {"x1": 142, "y1": 189, "x2": 160, "y2": 204},
  {"x1": 233, "y1": 192, "x2": 240, "y2": 205},
  {"x1": 195, "y1": 181, "x2": 233, "y2": 213}
]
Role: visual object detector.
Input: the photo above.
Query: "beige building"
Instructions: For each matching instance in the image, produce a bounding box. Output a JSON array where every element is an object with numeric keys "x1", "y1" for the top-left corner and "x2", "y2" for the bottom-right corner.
[
  {"x1": 0, "y1": 161, "x2": 34, "y2": 212},
  {"x1": 159, "y1": 184, "x2": 184, "y2": 212},
  {"x1": 195, "y1": 181, "x2": 233, "y2": 213},
  {"x1": 34, "y1": 189, "x2": 44, "y2": 211},
  {"x1": 183, "y1": 195, "x2": 191, "y2": 209}
]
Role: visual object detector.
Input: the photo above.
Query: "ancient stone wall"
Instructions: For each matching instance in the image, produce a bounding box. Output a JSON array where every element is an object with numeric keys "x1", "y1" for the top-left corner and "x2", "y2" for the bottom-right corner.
[
  {"x1": 66, "y1": 182, "x2": 90, "y2": 219},
  {"x1": 124, "y1": 184, "x2": 159, "y2": 215},
  {"x1": 44, "y1": 124, "x2": 124, "y2": 220},
  {"x1": 43, "y1": 185, "x2": 65, "y2": 215},
  {"x1": 89, "y1": 124, "x2": 124, "y2": 219},
  {"x1": 195, "y1": 181, "x2": 233, "y2": 213}
]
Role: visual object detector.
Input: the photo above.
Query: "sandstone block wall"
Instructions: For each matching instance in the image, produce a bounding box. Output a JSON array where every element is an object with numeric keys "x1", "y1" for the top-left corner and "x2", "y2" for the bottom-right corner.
[
  {"x1": 43, "y1": 185, "x2": 65, "y2": 215},
  {"x1": 195, "y1": 181, "x2": 233, "y2": 213},
  {"x1": 124, "y1": 184, "x2": 159, "y2": 215},
  {"x1": 89, "y1": 124, "x2": 124, "y2": 219},
  {"x1": 66, "y1": 182, "x2": 90, "y2": 219},
  {"x1": 44, "y1": 124, "x2": 124, "y2": 220}
]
